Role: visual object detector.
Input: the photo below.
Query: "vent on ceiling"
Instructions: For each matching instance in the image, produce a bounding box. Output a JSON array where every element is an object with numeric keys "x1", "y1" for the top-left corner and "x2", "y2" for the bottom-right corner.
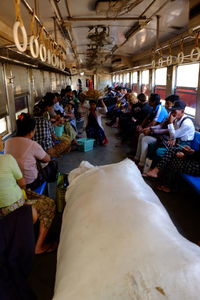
[
  {"x1": 169, "y1": 26, "x2": 184, "y2": 31},
  {"x1": 111, "y1": 56, "x2": 131, "y2": 68},
  {"x1": 95, "y1": 0, "x2": 121, "y2": 13},
  {"x1": 189, "y1": 0, "x2": 200, "y2": 29}
]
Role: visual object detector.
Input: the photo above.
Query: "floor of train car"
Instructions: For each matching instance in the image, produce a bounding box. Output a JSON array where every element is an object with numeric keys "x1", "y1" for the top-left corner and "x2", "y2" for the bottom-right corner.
[{"x1": 29, "y1": 120, "x2": 200, "y2": 300}]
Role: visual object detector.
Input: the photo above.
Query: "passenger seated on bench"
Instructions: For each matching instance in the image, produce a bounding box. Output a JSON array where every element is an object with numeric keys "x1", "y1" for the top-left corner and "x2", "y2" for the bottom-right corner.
[
  {"x1": 154, "y1": 100, "x2": 195, "y2": 161},
  {"x1": 133, "y1": 95, "x2": 180, "y2": 171},
  {"x1": 54, "y1": 92, "x2": 65, "y2": 116},
  {"x1": 43, "y1": 92, "x2": 60, "y2": 121},
  {"x1": 4, "y1": 113, "x2": 57, "y2": 190},
  {"x1": 64, "y1": 102, "x2": 77, "y2": 132},
  {"x1": 0, "y1": 135, "x2": 56, "y2": 254},
  {"x1": 146, "y1": 146, "x2": 200, "y2": 192},
  {"x1": 119, "y1": 93, "x2": 152, "y2": 142},
  {"x1": 134, "y1": 93, "x2": 168, "y2": 169},
  {"x1": 33, "y1": 99, "x2": 71, "y2": 157}
]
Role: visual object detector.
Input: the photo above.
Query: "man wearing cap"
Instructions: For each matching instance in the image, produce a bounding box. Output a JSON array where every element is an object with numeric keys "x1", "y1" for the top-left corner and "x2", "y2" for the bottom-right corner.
[
  {"x1": 155, "y1": 100, "x2": 195, "y2": 159},
  {"x1": 166, "y1": 100, "x2": 194, "y2": 146}
]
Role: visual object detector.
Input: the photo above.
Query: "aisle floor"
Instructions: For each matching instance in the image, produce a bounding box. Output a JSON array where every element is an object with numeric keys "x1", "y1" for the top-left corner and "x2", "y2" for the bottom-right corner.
[{"x1": 29, "y1": 121, "x2": 200, "y2": 300}]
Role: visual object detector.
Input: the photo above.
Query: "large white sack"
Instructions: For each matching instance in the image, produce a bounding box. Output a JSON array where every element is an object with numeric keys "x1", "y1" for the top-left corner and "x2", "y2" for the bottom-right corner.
[{"x1": 53, "y1": 159, "x2": 200, "y2": 300}]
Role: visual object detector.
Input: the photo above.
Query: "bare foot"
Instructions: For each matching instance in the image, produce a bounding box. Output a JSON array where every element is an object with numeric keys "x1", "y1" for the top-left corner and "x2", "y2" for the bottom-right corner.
[
  {"x1": 156, "y1": 185, "x2": 171, "y2": 193},
  {"x1": 142, "y1": 173, "x2": 148, "y2": 177},
  {"x1": 111, "y1": 123, "x2": 118, "y2": 128},
  {"x1": 35, "y1": 244, "x2": 50, "y2": 255},
  {"x1": 146, "y1": 169, "x2": 158, "y2": 178},
  {"x1": 46, "y1": 241, "x2": 58, "y2": 253},
  {"x1": 35, "y1": 242, "x2": 58, "y2": 255}
]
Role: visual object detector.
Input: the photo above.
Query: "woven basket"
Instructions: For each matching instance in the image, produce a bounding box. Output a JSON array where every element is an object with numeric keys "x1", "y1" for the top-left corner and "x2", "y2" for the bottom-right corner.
[
  {"x1": 56, "y1": 173, "x2": 68, "y2": 212},
  {"x1": 56, "y1": 186, "x2": 66, "y2": 213}
]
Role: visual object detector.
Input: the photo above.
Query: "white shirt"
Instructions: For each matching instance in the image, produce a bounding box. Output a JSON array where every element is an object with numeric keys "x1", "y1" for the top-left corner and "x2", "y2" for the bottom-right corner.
[
  {"x1": 86, "y1": 106, "x2": 107, "y2": 129},
  {"x1": 95, "y1": 107, "x2": 108, "y2": 129},
  {"x1": 54, "y1": 102, "x2": 64, "y2": 114},
  {"x1": 168, "y1": 115, "x2": 195, "y2": 141}
]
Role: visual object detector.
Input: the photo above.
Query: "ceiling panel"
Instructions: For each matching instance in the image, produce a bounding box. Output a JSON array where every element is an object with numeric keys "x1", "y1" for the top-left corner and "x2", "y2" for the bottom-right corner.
[{"x1": 0, "y1": 0, "x2": 192, "y2": 71}]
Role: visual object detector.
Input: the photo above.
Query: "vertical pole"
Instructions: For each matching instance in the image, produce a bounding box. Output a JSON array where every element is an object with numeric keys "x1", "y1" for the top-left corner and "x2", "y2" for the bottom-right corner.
[
  {"x1": 149, "y1": 69, "x2": 153, "y2": 93},
  {"x1": 195, "y1": 63, "x2": 200, "y2": 126},
  {"x1": 166, "y1": 65, "x2": 175, "y2": 96},
  {"x1": 156, "y1": 15, "x2": 160, "y2": 49},
  {"x1": 138, "y1": 70, "x2": 141, "y2": 94},
  {"x1": 34, "y1": 0, "x2": 39, "y2": 34},
  {"x1": 53, "y1": 17, "x2": 57, "y2": 42},
  {"x1": 128, "y1": 72, "x2": 131, "y2": 88},
  {"x1": 3, "y1": 64, "x2": 16, "y2": 132}
]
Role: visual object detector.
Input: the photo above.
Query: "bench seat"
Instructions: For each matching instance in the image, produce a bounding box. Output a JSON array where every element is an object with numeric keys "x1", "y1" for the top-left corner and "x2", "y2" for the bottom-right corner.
[
  {"x1": 181, "y1": 131, "x2": 200, "y2": 195},
  {"x1": 181, "y1": 173, "x2": 200, "y2": 195}
]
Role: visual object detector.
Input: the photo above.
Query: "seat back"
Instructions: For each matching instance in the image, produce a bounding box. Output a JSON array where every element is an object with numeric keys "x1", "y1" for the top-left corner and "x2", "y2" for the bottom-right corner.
[
  {"x1": 191, "y1": 131, "x2": 200, "y2": 151},
  {"x1": 33, "y1": 181, "x2": 47, "y2": 194}
]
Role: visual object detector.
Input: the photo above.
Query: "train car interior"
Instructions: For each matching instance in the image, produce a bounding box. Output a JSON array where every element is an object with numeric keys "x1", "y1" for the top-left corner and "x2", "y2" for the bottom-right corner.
[{"x1": 0, "y1": 0, "x2": 200, "y2": 299}]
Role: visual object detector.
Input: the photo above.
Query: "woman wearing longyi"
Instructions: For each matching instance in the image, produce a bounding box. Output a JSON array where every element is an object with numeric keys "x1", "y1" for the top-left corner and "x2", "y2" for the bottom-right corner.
[{"x1": 1, "y1": 133, "x2": 56, "y2": 254}]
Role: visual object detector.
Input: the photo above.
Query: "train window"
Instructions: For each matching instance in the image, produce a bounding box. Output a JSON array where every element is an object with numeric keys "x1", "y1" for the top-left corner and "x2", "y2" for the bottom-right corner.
[
  {"x1": 141, "y1": 70, "x2": 150, "y2": 99},
  {"x1": 154, "y1": 68, "x2": 167, "y2": 100},
  {"x1": 175, "y1": 63, "x2": 199, "y2": 116},
  {"x1": 15, "y1": 94, "x2": 29, "y2": 119},
  {"x1": 116, "y1": 74, "x2": 119, "y2": 83},
  {"x1": 124, "y1": 73, "x2": 129, "y2": 84},
  {"x1": 132, "y1": 72, "x2": 138, "y2": 84},
  {"x1": 0, "y1": 63, "x2": 8, "y2": 120},
  {"x1": 131, "y1": 72, "x2": 138, "y2": 94},
  {"x1": 119, "y1": 74, "x2": 123, "y2": 85},
  {"x1": 0, "y1": 117, "x2": 7, "y2": 134}
]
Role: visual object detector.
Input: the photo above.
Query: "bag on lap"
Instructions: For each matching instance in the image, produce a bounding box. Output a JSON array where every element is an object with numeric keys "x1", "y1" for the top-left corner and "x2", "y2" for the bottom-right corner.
[{"x1": 37, "y1": 160, "x2": 58, "y2": 183}]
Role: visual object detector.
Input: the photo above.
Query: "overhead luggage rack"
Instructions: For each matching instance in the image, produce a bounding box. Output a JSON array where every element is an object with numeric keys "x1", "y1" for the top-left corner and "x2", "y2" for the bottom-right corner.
[{"x1": 0, "y1": 47, "x2": 71, "y2": 75}]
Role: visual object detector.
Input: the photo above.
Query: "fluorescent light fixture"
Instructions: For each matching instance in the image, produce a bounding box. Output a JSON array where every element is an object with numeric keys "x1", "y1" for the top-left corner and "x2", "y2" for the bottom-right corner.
[{"x1": 80, "y1": 72, "x2": 84, "y2": 76}]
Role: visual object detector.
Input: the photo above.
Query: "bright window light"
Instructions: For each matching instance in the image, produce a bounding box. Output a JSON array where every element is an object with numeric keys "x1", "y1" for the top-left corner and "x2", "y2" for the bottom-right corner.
[
  {"x1": 155, "y1": 68, "x2": 167, "y2": 85},
  {"x1": 132, "y1": 72, "x2": 138, "y2": 83},
  {"x1": 0, "y1": 117, "x2": 7, "y2": 134},
  {"x1": 177, "y1": 63, "x2": 199, "y2": 87},
  {"x1": 141, "y1": 70, "x2": 149, "y2": 84}
]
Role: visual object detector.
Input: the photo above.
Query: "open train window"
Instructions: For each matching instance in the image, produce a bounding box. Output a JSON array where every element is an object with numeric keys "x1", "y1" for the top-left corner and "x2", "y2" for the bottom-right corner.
[
  {"x1": 0, "y1": 117, "x2": 7, "y2": 134},
  {"x1": 131, "y1": 72, "x2": 138, "y2": 94},
  {"x1": 175, "y1": 63, "x2": 199, "y2": 117},
  {"x1": 141, "y1": 70, "x2": 150, "y2": 99},
  {"x1": 154, "y1": 68, "x2": 167, "y2": 101},
  {"x1": 15, "y1": 93, "x2": 29, "y2": 119},
  {"x1": 124, "y1": 72, "x2": 129, "y2": 84}
]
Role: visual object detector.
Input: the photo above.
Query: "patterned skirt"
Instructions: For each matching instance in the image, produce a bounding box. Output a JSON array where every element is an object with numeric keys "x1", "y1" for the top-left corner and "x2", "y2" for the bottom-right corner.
[{"x1": 0, "y1": 190, "x2": 55, "y2": 229}]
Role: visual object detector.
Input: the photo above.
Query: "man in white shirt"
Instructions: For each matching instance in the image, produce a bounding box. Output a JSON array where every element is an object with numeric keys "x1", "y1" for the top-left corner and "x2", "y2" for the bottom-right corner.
[
  {"x1": 167, "y1": 100, "x2": 195, "y2": 145},
  {"x1": 156, "y1": 100, "x2": 195, "y2": 159}
]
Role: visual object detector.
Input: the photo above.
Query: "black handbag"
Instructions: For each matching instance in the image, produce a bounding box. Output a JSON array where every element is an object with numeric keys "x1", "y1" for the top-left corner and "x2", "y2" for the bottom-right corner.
[{"x1": 37, "y1": 160, "x2": 58, "y2": 183}]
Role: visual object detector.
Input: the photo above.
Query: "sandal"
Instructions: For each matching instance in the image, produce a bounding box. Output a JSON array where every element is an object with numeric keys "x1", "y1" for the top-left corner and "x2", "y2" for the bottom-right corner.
[{"x1": 35, "y1": 242, "x2": 58, "y2": 255}]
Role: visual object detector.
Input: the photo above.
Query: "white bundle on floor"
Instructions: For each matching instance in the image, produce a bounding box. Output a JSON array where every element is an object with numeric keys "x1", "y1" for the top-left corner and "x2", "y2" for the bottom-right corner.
[{"x1": 53, "y1": 159, "x2": 200, "y2": 300}]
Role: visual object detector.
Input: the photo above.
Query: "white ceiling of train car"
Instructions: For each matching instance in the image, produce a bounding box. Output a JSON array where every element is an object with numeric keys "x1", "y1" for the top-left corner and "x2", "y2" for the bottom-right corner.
[
  {"x1": 56, "y1": 0, "x2": 189, "y2": 69},
  {"x1": 0, "y1": 0, "x2": 190, "y2": 71},
  {"x1": 115, "y1": 1, "x2": 189, "y2": 56}
]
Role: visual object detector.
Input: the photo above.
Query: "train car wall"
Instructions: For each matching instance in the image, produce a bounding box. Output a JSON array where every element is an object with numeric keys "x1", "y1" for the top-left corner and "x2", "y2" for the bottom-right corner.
[
  {"x1": 71, "y1": 74, "x2": 93, "y2": 92},
  {"x1": 96, "y1": 73, "x2": 112, "y2": 90},
  {"x1": 0, "y1": 61, "x2": 69, "y2": 133}
]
